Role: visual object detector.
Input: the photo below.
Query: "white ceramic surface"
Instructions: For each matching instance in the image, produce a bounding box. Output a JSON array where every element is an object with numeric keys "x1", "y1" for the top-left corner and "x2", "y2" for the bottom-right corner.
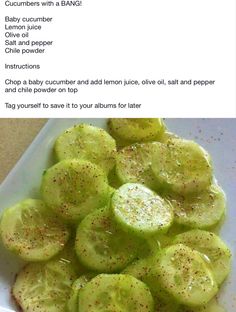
[{"x1": 0, "y1": 119, "x2": 235, "y2": 311}]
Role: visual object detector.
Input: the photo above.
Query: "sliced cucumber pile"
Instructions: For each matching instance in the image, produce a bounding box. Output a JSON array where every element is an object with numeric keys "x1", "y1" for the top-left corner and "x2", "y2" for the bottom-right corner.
[
  {"x1": 75, "y1": 207, "x2": 140, "y2": 272},
  {"x1": 174, "y1": 230, "x2": 231, "y2": 285},
  {"x1": 112, "y1": 183, "x2": 173, "y2": 236},
  {"x1": 41, "y1": 159, "x2": 111, "y2": 222},
  {"x1": 0, "y1": 199, "x2": 70, "y2": 261},
  {"x1": 54, "y1": 124, "x2": 116, "y2": 173},
  {"x1": 79, "y1": 274, "x2": 154, "y2": 312},
  {"x1": 151, "y1": 139, "x2": 213, "y2": 194},
  {"x1": 108, "y1": 118, "x2": 165, "y2": 145},
  {"x1": 0, "y1": 120, "x2": 231, "y2": 312}
]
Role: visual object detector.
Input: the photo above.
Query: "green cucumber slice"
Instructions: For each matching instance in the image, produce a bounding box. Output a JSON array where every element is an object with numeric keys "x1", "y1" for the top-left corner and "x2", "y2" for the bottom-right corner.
[
  {"x1": 12, "y1": 249, "x2": 79, "y2": 312},
  {"x1": 0, "y1": 199, "x2": 70, "y2": 261},
  {"x1": 116, "y1": 142, "x2": 162, "y2": 190},
  {"x1": 168, "y1": 184, "x2": 226, "y2": 229},
  {"x1": 151, "y1": 139, "x2": 213, "y2": 194},
  {"x1": 112, "y1": 183, "x2": 173, "y2": 236},
  {"x1": 148, "y1": 244, "x2": 218, "y2": 307},
  {"x1": 41, "y1": 159, "x2": 111, "y2": 222},
  {"x1": 79, "y1": 274, "x2": 154, "y2": 312},
  {"x1": 108, "y1": 118, "x2": 165, "y2": 143},
  {"x1": 54, "y1": 124, "x2": 116, "y2": 174},
  {"x1": 67, "y1": 273, "x2": 96, "y2": 312},
  {"x1": 75, "y1": 207, "x2": 139, "y2": 272},
  {"x1": 173, "y1": 230, "x2": 231, "y2": 285}
]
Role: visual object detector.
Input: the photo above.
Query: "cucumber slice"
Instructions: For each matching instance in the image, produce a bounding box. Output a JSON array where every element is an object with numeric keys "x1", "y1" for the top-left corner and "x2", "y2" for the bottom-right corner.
[
  {"x1": 41, "y1": 159, "x2": 111, "y2": 222},
  {"x1": 67, "y1": 273, "x2": 96, "y2": 312},
  {"x1": 0, "y1": 199, "x2": 70, "y2": 261},
  {"x1": 116, "y1": 142, "x2": 162, "y2": 190},
  {"x1": 108, "y1": 118, "x2": 165, "y2": 143},
  {"x1": 112, "y1": 183, "x2": 173, "y2": 236},
  {"x1": 75, "y1": 207, "x2": 139, "y2": 272},
  {"x1": 173, "y1": 230, "x2": 231, "y2": 285},
  {"x1": 168, "y1": 184, "x2": 226, "y2": 229},
  {"x1": 12, "y1": 249, "x2": 79, "y2": 312},
  {"x1": 151, "y1": 139, "x2": 213, "y2": 194},
  {"x1": 54, "y1": 124, "x2": 116, "y2": 174},
  {"x1": 79, "y1": 274, "x2": 154, "y2": 312},
  {"x1": 148, "y1": 244, "x2": 218, "y2": 307}
]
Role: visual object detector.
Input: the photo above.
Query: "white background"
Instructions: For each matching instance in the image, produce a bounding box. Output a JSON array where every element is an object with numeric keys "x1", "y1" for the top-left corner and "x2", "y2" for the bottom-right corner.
[{"x1": 0, "y1": 0, "x2": 235, "y2": 117}]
